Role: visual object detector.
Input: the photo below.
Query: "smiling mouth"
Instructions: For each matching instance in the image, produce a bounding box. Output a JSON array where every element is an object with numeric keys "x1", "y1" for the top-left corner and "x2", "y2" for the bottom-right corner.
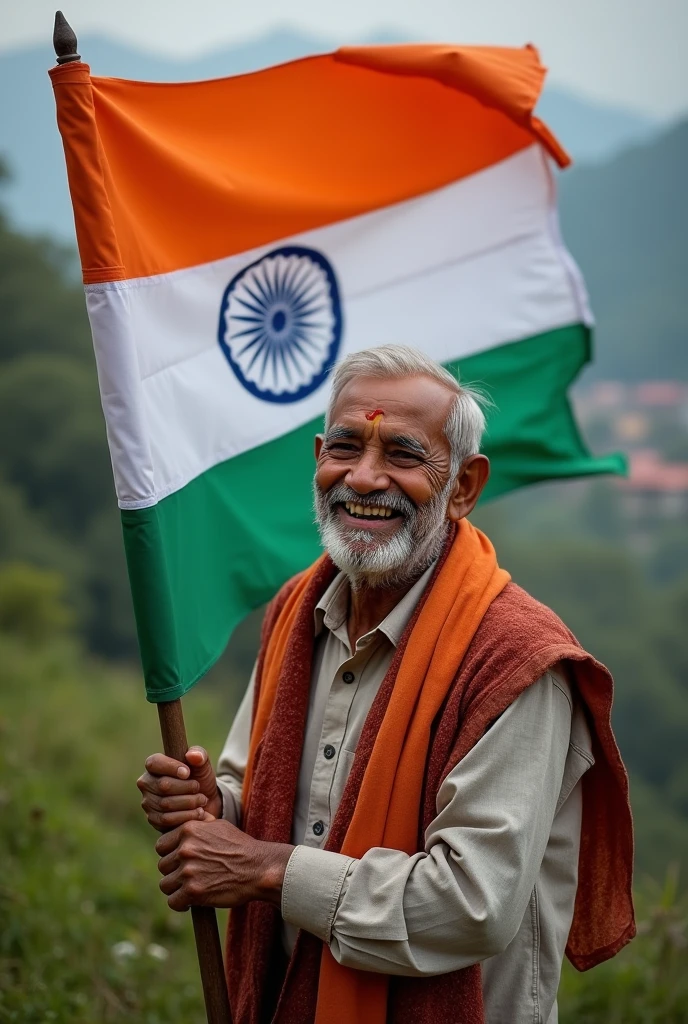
[{"x1": 339, "y1": 501, "x2": 400, "y2": 521}]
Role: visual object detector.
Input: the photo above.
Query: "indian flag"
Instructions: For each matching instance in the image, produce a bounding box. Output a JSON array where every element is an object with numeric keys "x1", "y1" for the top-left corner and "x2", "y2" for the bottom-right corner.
[{"x1": 50, "y1": 43, "x2": 624, "y2": 702}]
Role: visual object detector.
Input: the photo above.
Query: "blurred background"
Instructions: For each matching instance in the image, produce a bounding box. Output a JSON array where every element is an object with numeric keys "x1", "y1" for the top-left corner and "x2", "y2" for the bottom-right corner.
[{"x1": 1, "y1": 1, "x2": 686, "y2": 1020}]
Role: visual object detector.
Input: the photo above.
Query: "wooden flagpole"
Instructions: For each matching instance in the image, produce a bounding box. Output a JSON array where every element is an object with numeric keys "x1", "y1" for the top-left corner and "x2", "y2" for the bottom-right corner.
[
  {"x1": 157, "y1": 700, "x2": 232, "y2": 1023},
  {"x1": 52, "y1": 14, "x2": 232, "y2": 1022}
]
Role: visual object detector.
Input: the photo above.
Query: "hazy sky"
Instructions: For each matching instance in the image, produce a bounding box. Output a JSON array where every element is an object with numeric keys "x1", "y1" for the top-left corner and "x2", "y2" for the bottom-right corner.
[{"x1": 6, "y1": 0, "x2": 688, "y2": 119}]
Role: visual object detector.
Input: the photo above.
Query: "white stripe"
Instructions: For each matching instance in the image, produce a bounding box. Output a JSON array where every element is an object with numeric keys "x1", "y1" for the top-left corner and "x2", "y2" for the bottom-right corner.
[{"x1": 85, "y1": 145, "x2": 592, "y2": 509}]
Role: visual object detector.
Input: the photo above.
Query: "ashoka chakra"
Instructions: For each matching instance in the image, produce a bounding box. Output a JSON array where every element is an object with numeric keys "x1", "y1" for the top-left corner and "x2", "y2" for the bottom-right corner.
[{"x1": 218, "y1": 245, "x2": 343, "y2": 403}]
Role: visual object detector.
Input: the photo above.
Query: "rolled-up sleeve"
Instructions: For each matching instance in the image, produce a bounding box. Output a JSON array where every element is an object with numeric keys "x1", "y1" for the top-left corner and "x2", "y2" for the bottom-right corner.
[
  {"x1": 281, "y1": 672, "x2": 574, "y2": 977},
  {"x1": 215, "y1": 667, "x2": 254, "y2": 826}
]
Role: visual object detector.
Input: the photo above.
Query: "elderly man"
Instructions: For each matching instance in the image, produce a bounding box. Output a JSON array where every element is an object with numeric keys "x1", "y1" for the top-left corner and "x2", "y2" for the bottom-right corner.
[{"x1": 138, "y1": 346, "x2": 634, "y2": 1024}]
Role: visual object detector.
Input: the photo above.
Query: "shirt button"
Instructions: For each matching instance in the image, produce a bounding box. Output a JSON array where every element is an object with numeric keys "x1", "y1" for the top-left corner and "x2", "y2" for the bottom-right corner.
[
  {"x1": 323, "y1": 744, "x2": 336, "y2": 760},
  {"x1": 342, "y1": 671, "x2": 355, "y2": 684},
  {"x1": 312, "y1": 820, "x2": 325, "y2": 837}
]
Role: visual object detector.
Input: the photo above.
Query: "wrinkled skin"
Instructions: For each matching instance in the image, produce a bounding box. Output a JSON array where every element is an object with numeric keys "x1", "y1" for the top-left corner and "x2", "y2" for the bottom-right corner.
[
  {"x1": 137, "y1": 747, "x2": 292, "y2": 910},
  {"x1": 315, "y1": 374, "x2": 489, "y2": 645},
  {"x1": 139, "y1": 372, "x2": 490, "y2": 912},
  {"x1": 155, "y1": 819, "x2": 292, "y2": 912},
  {"x1": 137, "y1": 747, "x2": 221, "y2": 830}
]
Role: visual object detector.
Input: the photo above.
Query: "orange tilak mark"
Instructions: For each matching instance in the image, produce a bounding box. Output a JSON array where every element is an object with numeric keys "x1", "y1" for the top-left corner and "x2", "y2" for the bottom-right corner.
[{"x1": 365, "y1": 409, "x2": 384, "y2": 421}]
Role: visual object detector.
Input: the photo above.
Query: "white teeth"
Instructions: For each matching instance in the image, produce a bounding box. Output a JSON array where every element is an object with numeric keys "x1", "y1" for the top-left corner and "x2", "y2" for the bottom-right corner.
[
  {"x1": 371, "y1": 507, "x2": 379, "y2": 516},
  {"x1": 355, "y1": 504, "x2": 364, "y2": 515}
]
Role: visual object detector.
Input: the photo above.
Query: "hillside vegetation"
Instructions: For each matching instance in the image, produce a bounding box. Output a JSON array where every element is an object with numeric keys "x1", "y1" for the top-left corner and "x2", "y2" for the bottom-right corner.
[
  {"x1": 0, "y1": 161, "x2": 136, "y2": 661},
  {"x1": 560, "y1": 119, "x2": 688, "y2": 381}
]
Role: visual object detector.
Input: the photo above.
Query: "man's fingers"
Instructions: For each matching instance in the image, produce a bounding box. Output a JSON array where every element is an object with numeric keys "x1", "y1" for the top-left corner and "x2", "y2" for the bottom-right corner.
[
  {"x1": 138, "y1": 756, "x2": 215, "y2": 833},
  {"x1": 141, "y1": 793, "x2": 204, "y2": 815},
  {"x1": 159, "y1": 866, "x2": 183, "y2": 895},
  {"x1": 147, "y1": 808, "x2": 209, "y2": 831},
  {"x1": 160, "y1": 868, "x2": 200, "y2": 910},
  {"x1": 145, "y1": 753, "x2": 192, "y2": 779},
  {"x1": 185, "y1": 746, "x2": 209, "y2": 768},
  {"x1": 185, "y1": 747, "x2": 217, "y2": 794},
  {"x1": 138, "y1": 773, "x2": 200, "y2": 797},
  {"x1": 164, "y1": 873, "x2": 205, "y2": 912},
  {"x1": 167, "y1": 887, "x2": 192, "y2": 913},
  {"x1": 155, "y1": 824, "x2": 184, "y2": 857},
  {"x1": 150, "y1": 793, "x2": 208, "y2": 813}
]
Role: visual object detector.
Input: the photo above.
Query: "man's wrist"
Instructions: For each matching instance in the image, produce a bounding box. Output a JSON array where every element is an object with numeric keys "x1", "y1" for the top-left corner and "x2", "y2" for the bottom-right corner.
[{"x1": 255, "y1": 841, "x2": 295, "y2": 906}]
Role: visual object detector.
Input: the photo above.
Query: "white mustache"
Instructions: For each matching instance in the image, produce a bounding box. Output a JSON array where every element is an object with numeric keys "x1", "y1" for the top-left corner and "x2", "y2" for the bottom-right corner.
[{"x1": 324, "y1": 484, "x2": 415, "y2": 517}]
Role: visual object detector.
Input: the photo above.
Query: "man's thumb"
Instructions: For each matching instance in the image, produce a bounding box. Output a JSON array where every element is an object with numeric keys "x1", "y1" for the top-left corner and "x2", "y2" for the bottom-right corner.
[{"x1": 185, "y1": 746, "x2": 216, "y2": 792}]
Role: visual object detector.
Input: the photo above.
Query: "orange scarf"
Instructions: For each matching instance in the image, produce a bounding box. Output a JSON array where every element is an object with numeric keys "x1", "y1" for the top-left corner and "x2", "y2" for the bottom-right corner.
[{"x1": 243, "y1": 519, "x2": 510, "y2": 1024}]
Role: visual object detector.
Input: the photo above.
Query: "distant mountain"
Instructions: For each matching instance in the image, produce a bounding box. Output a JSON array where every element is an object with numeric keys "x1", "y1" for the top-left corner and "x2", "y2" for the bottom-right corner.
[
  {"x1": 0, "y1": 29, "x2": 658, "y2": 240},
  {"x1": 560, "y1": 118, "x2": 688, "y2": 382}
]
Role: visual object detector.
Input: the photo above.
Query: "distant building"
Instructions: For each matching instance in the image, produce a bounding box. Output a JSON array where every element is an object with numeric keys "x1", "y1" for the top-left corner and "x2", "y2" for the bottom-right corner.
[
  {"x1": 575, "y1": 380, "x2": 688, "y2": 422},
  {"x1": 616, "y1": 448, "x2": 688, "y2": 520},
  {"x1": 574, "y1": 381, "x2": 688, "y2": 522}
]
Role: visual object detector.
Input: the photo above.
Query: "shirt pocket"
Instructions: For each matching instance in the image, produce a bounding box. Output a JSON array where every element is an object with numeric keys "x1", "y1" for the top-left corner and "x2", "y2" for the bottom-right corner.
[{"x1": 329, "y1": 747, "x2": 356, "y2": 819}]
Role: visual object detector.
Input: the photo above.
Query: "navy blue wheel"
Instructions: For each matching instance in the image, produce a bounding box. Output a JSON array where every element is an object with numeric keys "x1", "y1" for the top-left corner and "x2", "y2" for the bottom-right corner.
[{"x1": 218, "y1": 245, "x2": 343, "y2": 403}]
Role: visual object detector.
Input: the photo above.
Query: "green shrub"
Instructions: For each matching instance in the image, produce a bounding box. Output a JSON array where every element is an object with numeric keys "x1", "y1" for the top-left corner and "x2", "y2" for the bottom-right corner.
[
  {"x1": 0, "y1": 563, "x2": 72, "y2": 644},
  {"x1": 559, "y1": 868, "x2": 688, "y2": 1023},
  {"x1": 0, "y1": 635, "x2": 231, "y2": 1023}
]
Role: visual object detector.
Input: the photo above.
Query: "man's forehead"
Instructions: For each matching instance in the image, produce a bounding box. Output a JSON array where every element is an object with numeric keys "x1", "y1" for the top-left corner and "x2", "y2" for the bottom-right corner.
[{"x1": 329, "y1": 374, "x2": 454, "y2": 430}]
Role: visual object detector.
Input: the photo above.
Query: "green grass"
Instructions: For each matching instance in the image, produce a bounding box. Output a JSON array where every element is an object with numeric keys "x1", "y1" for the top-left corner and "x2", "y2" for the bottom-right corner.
[
  {"x1": 1, "y1": 634, "x2": 686, "y2": 1022},
  {"x1": 0, "y1": 636, "x2": 230, "y2": 1023},
  {"x1": 559, "y1": 872, "x2": 688, "y2": 1023}
]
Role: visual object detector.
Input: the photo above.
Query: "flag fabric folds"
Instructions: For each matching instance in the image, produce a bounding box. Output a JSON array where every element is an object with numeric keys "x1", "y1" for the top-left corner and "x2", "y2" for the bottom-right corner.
[{"x1": 50, "y1": 43, "x2": 625, "y2": 701}]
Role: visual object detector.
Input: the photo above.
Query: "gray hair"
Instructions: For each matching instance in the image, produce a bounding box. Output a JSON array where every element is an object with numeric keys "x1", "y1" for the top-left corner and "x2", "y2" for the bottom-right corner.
[{"x1": 325, "y1": 345, "x2": 488, "y2": 475}]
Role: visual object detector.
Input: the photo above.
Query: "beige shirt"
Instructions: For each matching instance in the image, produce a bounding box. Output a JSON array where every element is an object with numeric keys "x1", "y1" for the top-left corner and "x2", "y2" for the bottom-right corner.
[{"x1": 217, "y1": 565, "x2": 595, "y2": 1024}]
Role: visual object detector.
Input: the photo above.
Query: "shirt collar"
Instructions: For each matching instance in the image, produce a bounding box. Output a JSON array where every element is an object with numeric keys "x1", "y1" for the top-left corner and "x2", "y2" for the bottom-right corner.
[{"x1": 314, "y1": 557, "x2": 438, "y2": 648}]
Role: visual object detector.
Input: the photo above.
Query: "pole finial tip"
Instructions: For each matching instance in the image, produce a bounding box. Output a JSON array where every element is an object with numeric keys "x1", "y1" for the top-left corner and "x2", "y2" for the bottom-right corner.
[{"x1": 53, "y1": 11, "x2": 80, "y2": 64}]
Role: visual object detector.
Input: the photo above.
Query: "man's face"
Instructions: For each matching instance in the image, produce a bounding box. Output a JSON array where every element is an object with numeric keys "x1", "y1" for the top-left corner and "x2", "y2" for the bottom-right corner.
[{"x1": 313, "y1": 374, "x2": 456, "y2": 587}]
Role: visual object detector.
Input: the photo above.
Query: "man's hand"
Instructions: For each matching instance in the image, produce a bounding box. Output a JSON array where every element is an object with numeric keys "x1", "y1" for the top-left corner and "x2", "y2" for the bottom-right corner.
[
  {"x1": 137, "y1": 746, "x2": 223, "y2": 831},
  {"x1": 155, "y1": 819, "x2": 294, "y2": 912}
]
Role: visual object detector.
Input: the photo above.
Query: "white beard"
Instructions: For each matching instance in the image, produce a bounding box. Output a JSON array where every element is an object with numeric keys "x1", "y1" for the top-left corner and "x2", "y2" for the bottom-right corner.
[{"x1": 313, "y1": 480, "x2": 451, "y2": 590}]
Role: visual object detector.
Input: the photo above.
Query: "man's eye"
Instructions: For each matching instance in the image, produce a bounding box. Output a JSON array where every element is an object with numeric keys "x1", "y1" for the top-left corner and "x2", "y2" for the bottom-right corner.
[
  {"x1": 329, "y1": 443, "x2": 358, "y2": 453},
  {"x1": 390, "y1": 450, "x2": 421, "y2": 461}
]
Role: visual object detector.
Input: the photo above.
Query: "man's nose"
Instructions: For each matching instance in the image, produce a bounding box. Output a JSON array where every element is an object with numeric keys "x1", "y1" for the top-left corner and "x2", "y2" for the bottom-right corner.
[{"x1": 345, "y1": 449, "x2": 389, "y2": 495}]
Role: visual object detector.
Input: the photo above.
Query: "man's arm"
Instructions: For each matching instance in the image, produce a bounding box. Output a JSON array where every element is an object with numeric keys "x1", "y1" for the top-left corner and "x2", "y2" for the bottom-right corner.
[{"x1": 281, "y1": 671, "x2": 586, "y2": 976}]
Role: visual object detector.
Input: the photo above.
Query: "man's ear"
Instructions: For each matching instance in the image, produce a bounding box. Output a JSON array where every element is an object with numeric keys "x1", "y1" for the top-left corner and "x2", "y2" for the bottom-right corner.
[
  {"x1": 314, "y1": 433, "x2": 324, "y2": 461},
  {"x1": 446, "y1": 455, "x2": 490, "y2": 522}
]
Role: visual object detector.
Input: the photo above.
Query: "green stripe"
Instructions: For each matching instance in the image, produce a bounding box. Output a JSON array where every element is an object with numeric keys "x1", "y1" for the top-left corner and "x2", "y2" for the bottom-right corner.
[{"x1": 122, "y1": 324, "x2": 625, "y2": 702}]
